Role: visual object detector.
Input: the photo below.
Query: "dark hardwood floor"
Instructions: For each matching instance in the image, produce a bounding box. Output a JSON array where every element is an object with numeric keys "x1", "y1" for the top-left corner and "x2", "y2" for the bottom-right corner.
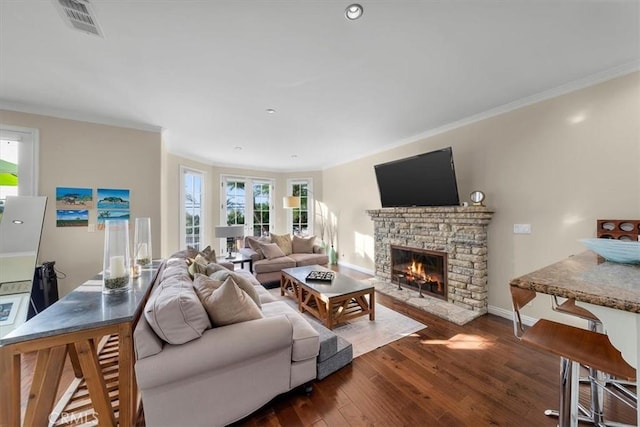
[
  {"x1": 231, "y1": 265, "x2": 636, "y2": 427},
  {"x1": 19, "y1": 265, "x2": 636, "y2": 426}
]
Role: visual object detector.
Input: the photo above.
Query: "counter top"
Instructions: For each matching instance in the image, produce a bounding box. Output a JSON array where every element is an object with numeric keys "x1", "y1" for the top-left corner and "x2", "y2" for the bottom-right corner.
[
  {"x1": 0, "y1": 261, "x2": 161, "y2": 346},
  {"x1": 510, "y1": 251, "x2": 640, "y2": 313}
]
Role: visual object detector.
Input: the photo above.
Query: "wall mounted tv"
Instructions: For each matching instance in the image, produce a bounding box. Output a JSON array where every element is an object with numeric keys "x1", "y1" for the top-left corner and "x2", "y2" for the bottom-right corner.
[{"x1": 374, "y1": 147, "x2": 460, "y2": 208}]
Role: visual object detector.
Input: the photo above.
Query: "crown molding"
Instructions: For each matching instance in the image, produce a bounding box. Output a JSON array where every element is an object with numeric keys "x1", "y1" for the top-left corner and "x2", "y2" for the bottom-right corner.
[
  {"x1": 323, "y1": 61, "x2": 640, "y2": 171},
  {"x1": 0, "y1": 100, "x2": 162, "y2": 133}
]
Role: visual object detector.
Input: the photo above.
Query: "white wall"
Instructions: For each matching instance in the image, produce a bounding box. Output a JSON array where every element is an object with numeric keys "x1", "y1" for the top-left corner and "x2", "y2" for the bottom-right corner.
[
  {"x1": 322, "y1": 72, "x2": 640, "y2": 318},
  {"x1": 0, "y1": 110, "x2": 162, "y2": 296}
]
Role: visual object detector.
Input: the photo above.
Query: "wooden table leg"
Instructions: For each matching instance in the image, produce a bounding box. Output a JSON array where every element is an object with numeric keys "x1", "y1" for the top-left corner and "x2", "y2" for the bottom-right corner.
[
  {"x1": 67, "y1": 343, "x2": 83, "y2": 378},
  {"x1": 24, "y1": 345, "x2": 68, "y2": 426},
  {"x1": 75, "y1": 339, "x2": 116, "y2": 426},
  {"x1": 118, "y1": 323, "x2": 134, "y2": 427},
  {"x1": 369, "y1": 290, "x2": 375, "y2": 321},
  {"x1": 0, "y1": 345, "x2": 21, "y2": 427}
]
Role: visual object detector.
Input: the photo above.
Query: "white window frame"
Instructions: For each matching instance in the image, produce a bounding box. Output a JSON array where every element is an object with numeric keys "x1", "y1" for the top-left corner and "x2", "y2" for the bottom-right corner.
[
  {"x1": 0, "y1": 125, "x2": 39, "y2": 196},
  {"x1": 180, "y1": 165, "x2": 206, "y2": 250},
  {"x1": 287, "y1": 178, "x2": 314, "y2": 236},
  {"x1": 220, "y1": 175, "x2": 274, "y2": 248}
]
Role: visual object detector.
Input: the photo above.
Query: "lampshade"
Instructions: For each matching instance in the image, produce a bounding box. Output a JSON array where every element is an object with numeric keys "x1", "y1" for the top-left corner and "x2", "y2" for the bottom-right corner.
[
  {"x1": 283, "y1": 196, "x2": 301, "y2": 209},
  {"x1": 215, "y1": 225, "x2": 245, "y2": 238}
]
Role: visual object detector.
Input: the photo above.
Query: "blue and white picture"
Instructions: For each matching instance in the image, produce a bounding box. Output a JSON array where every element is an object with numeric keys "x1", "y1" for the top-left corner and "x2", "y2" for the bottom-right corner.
[
  {"x1": 97, "y1": 188, "x2": 130, "y2": 230},
  {"x1": 97, "y1": 209, "x2": 130, "y2": 224},
  {"x1": 56, "y1": 187, "x2": 93, "y2": 209},
  {"x1": 56, "y1": 209, "x2": 89, "y2": 227},
  {"x1": 97, "y1": 188, "x2": 130, "y2": 209}
]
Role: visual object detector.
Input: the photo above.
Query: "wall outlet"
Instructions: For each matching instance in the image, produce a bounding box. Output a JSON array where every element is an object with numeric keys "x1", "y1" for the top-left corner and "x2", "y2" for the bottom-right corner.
[{"x1": 513, "y1": 224, "x2": 531, "y2": 234}]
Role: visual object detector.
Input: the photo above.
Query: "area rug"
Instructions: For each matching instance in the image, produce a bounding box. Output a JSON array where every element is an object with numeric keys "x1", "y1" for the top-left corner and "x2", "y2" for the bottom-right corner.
[{"x1": 268, "y1": 289, "x2": 426, "y2": 357}]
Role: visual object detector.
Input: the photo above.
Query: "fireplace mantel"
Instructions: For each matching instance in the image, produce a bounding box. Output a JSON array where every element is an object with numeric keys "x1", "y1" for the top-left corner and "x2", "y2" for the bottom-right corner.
[{"x1": 367, "y1": 206, "x2": 494, "y2": 318}]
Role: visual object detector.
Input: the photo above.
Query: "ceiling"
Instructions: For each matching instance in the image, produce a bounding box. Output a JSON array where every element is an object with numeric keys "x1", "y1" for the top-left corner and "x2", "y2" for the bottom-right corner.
[{"x1": 1, "y1": 1, "x2": 638, "y2": 172}]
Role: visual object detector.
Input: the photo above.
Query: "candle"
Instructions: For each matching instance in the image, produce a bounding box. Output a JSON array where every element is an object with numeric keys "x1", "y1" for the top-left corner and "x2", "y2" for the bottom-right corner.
[{"x1": 110, "y1": 256, "x2": 126, "y2": 278}]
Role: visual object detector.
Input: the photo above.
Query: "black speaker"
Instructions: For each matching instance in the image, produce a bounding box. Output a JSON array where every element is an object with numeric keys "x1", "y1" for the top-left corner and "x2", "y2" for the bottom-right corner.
[{"x1": 27, "y1": 261, "x2": 59, "y2": 320}]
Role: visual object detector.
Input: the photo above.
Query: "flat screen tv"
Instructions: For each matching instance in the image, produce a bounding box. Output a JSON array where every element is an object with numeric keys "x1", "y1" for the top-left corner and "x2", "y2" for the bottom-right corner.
[{"x1": 374, "y1": 147, "x2": 460, "y2": 207}]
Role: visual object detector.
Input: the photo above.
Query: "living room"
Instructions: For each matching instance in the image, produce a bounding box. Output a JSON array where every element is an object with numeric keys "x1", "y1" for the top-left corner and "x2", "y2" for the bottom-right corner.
[{"x1": 0, "y1": 1, "x2": 639, "y2": 426}]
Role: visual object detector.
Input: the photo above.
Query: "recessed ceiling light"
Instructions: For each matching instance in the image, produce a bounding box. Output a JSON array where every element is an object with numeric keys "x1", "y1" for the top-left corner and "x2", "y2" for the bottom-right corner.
[
  {"x1": 291, "y1": 154, "x2": 298, "y2": 159},
  {"x1": 265, "y1": 108, "x2": 276, "y2": 114},
  {"x1": 345, "y1": 4, "x2": 364, "y2": 20},
  {"x1": 234, "y1": 146, "x2": 243, "y2": 151}
]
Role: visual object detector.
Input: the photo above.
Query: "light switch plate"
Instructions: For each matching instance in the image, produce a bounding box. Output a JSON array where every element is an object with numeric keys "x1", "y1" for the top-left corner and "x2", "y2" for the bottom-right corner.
[{"x1": 513, "y1": 224, "x2": 532, "y2": 234}]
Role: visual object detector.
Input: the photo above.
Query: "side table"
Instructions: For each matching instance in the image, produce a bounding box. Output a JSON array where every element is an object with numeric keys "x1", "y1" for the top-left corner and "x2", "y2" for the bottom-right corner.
[{"x1": 217, "y1": 254, "x2": 253, "y2": 272}]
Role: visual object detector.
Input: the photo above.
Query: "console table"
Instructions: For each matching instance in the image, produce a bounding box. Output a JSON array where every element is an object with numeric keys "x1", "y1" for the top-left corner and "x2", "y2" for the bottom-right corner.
[
  {"x1": 510, "y1": 251, "x2": 639, "y2": 425},
  {"x1": 0, "y1": 261, "x2": 161, "y2": 426}
]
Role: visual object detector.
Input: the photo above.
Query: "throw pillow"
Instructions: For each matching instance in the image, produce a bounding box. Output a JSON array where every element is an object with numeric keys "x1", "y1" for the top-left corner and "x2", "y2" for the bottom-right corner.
[
  {"x1": 199, "y1": 245, "x2": 217, "y2": 263},
  {"x1": 193, "y1": 273, "x2": 223, "y2": 294},
  {"x1": 246, "y1": 236, "x2": 270, "y2": 260},
  {"x1": 196, "y1": 277, "x2": 263, "y2": 327},
  {"x1": 187, "y1": 254, "x2": 209, "y2": 278},
  {"x1": 209, "y1": 270, "x2": 262, "y2": 308},
  {"x1": 205, "y1": 262, "x2": 230, "y2": 276},
  {"x1": 270, "y1": 233, "x2": 292, "y2": 255},
  {"x1": 144, "y1": 279, "x2": 211, "y2": 345},
  {"x1": 258, "y1": 242, "x2": 286, "y2": 260},
  {"x1": 292, "y1": 235, "x2": 316, "y2": 254}
]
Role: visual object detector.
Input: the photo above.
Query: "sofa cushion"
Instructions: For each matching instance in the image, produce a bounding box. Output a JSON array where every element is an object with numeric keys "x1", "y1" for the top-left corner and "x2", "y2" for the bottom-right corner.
[
  {"x1": 270, "y1": 233, "x2": 293, "y2": 255},
  {"x1": 160, "y1": 265, "x2": 190, "y2": 282},
  {"x1": 144, "y1": 277, "x2": 211, "y2": 345},
  {"x1": 261, "y1": 301, "x2": 319, "y2": 361},
  {"x1": 256, "y1": 285, "x2": 277, "y2": 304},
  {"x1": 289, "y1": 253, "x2": 330, "y2": 267},
  {"x1": 195, "y1": 277, "x2": 264, "y2": 327},
  {"x1": 259, "y1": 242, "x2": 286, "y2": 260},
  {"x1": 208, "y1": 270, "x2": 262, "y2": 308},
  {"x1": 292, "y1": 235, "x2": 316, "y2": 254},
  {"x1": 253, "y1": 256, "x2": 296, "y2": 274}
]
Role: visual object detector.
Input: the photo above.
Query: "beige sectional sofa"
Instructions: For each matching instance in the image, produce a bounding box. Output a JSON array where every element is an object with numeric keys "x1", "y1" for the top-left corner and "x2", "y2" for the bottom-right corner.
[
  {"x1": 240, "y1": 234, "x2": 329, "y2": 287},
  {"x1": 134, "y1": 254, "x2": 320, "y2": 427}
]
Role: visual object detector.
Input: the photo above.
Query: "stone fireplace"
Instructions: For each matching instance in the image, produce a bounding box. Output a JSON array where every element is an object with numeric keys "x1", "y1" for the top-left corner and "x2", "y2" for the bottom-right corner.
[{"x1": 366, "y1": 206, "x2": 494, "y2": 324}]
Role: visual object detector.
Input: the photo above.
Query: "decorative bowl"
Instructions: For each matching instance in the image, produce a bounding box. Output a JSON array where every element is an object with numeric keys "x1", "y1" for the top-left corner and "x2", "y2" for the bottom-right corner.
[{"x1": 580, "y1": 238, "x2": 640, "y2": 264}]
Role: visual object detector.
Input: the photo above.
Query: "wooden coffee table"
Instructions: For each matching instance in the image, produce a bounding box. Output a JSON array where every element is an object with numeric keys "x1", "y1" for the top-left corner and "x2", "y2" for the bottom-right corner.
[{"x1": 281, "y1": 265, "x2": 375, "y2": 329}]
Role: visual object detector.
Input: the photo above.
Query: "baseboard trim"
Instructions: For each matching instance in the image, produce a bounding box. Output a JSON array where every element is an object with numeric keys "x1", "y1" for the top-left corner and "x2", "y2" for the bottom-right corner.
[
  {"x1": 336, "y1": 260, "x2": 374, "y2": 276},
  {"x1": 488, "y1": 304, "x2": 537, "y2": 327}
]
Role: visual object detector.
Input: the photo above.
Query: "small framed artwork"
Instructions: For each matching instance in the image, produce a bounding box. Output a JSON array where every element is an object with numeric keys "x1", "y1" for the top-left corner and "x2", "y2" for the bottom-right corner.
[
  {"x1": 0, "y1": 295, "x2": 23, "y2": 326},
  {"x1": 56, "y1": 187, "x2": 94, "y2": 209}
]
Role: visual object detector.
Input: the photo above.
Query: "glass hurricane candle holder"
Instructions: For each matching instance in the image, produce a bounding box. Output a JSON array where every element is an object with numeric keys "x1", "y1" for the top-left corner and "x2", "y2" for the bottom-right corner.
[
  {"x1": 103, "y1": 219, "x2": 131, "y2": 294},
  {"x1": 134, "y1": 217, "x2": 153, "y2": 267}
]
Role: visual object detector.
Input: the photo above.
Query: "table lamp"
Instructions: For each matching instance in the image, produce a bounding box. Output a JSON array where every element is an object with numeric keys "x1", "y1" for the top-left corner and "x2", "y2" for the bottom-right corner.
[{"x1": 215, "y1": 225, "x2": 245, "y2": 259}]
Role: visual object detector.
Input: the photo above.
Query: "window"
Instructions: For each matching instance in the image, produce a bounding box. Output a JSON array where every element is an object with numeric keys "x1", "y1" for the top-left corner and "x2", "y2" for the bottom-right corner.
[
  {"x1": 288, "y1": 179, "x2": 313, "y2": 236},
  {"x1": 252, "y1": 182, "x2": 271, "y2": 237},
  {"x1": 0, "y1": 126, "x2": 39, "y2": 221},
  {"x1": 180, "y1": 166, "x2": 205, "y2": 250},
  {"x1": 221, "y1": 176, "x2": 273, "y2": 243}
]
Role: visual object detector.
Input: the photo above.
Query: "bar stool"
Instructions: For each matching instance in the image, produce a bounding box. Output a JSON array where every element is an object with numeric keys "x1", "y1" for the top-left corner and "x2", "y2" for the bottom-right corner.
[
  {"x1": 551, "y1": 297, "x2": 606, "y2": 424},
  {"x1": 552, "y1": 297, "x2": 638, "y2": 413},
  {"x1": 510, "y1": 286, "x2": 637, "y2": 427}
]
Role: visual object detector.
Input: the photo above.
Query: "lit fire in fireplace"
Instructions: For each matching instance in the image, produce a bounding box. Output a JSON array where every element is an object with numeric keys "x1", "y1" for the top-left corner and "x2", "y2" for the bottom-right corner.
[{"x1": 405, "y1": 260, "x2": 443, "y2": 292}]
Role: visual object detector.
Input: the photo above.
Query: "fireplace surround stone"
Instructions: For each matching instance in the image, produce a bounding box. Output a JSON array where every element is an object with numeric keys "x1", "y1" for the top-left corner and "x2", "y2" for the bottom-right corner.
[{"x1": 366, "y1": 206, "x2": 494, "y2": 323}]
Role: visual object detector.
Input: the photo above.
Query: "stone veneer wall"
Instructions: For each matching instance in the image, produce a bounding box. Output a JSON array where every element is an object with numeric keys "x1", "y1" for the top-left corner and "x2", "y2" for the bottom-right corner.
[{"x1": 366, "y1": 207, "x2": 494, "y2": 313}]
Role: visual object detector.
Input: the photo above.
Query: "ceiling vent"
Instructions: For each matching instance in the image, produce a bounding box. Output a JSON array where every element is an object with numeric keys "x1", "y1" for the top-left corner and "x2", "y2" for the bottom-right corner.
[{"x1": 52, "y1": 0, "x2": 104, "y2": 37}]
